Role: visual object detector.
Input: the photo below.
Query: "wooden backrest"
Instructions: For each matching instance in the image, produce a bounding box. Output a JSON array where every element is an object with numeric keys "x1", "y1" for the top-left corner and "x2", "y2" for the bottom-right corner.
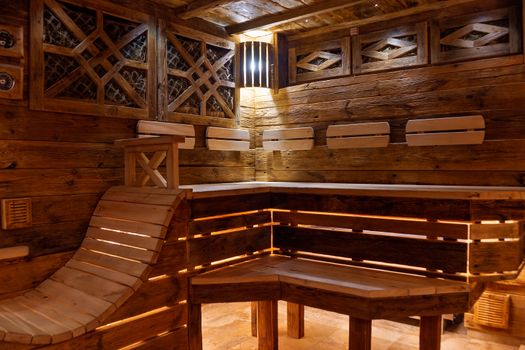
[
  {"x1": 263, "y1": 127, "x2": 314, "y2": 151},
  {"x1": 206, "y1": 127, "x2": 250, "y2": 151},
  {"x1": 326, "y1": 122, "x2": 390, "y2": 149},
  {"x1": 406, "y1": 115, "x2": 485, "y2": 146},
  {"x1": 137, "y1": 120, "x2": 196, "y2": 149}
]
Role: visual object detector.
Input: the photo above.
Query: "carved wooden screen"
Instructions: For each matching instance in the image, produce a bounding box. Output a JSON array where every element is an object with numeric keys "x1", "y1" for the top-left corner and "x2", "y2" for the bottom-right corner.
[
  {"x1": 431, "y1": 7, "x2": 520, "y2": 64},
  {"x1": 288, "y1": 38, "x2": 350, "y2": 84},
  {"x1": 352, "y1": 23, "x2": 427, "y2": 74},
  {"x1": 30, "y1": 0, "x2": 155, "y2": 119},
  {"x1": 159, "y1": 22, "x2": 237, "y2": 126}
]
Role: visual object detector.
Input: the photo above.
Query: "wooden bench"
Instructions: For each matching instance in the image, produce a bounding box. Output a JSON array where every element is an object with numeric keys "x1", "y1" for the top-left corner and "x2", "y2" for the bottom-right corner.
[{"x1": 184, "y1": 182, "x2": 525, "y2": 350}]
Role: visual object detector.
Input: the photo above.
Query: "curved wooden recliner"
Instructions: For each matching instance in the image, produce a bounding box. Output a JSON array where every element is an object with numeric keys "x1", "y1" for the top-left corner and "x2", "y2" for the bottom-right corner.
[{"x1": 0, "y1": 186, "x2": 185, "y2": 345}]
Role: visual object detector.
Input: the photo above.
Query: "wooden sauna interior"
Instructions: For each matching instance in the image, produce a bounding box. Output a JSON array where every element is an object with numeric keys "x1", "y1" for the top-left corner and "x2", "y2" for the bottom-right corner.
[{"x1": 1, "y1": 0, "x2": 525, "y2": 349}]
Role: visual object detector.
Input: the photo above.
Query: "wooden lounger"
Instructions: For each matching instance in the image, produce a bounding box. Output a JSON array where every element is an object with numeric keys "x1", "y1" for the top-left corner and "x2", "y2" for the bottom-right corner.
[{"x1": 0, "y1": 186, "x2": 186, "y2": 345}]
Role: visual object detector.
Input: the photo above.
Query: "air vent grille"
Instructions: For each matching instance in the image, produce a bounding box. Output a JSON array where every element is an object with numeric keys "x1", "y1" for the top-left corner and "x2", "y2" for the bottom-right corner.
[
  {"x1": 474, "y1": 292, "x2": 510, "y2": 329},
  {"x1": 1, "y1": 198, "x2": 32, "y2": 230}
]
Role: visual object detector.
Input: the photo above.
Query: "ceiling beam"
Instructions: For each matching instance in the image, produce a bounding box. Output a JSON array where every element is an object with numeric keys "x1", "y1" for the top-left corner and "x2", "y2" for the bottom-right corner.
[
  {"x1": 225, "y1": 0, "x2": 366, "y2": 35},
  {"x1": 288, "y1": 0, "x2": 481, "y2": 41},
  {"x1": 177, "y1": 0, "x2": 240, "y2": 20}
]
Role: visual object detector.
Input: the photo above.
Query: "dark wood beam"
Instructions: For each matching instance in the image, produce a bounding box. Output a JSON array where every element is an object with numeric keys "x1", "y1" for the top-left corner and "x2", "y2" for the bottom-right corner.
[
  {"x1": 226, "y1": 0, "x2": 365, "y2": 35},
  {"x1": 288, "y1": 0, "x2": 480, "y2": 41},
  {"x1": 177, "y1": 0, "x2": 240, "y2": 20}
]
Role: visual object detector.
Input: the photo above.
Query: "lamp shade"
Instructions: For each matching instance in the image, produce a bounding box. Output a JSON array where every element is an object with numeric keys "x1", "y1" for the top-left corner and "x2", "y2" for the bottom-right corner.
[{"x1": 239, "y1": 41, "x2": 273, "y2": 88}]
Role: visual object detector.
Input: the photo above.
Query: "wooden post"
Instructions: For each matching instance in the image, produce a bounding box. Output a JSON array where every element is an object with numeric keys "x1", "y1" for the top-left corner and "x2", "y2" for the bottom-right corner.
[
  {"x1": 166, "y1": 140, "x2": 179, "y2": 189},
  {"x1": 257, "y1": 300, "x2": 278, "y2": 350},
  {"x1": 420, "y1": 315, "x2": 442, "y2": 350},
  {"x1": 287, "y1": 302, "x2": 304, "y2": 339},
  {"x1": 124, "y1": 149, "x2": 136, "y2": 186},
  {"x1": 348, "y1": 317, "x2": 371, "y2": 350},
  {"x1": 251, "y1": 301, "x2": 258, "y2": 337},
  {"x1": 188, "y1": 303, "x2": 203, "y2": 350}
]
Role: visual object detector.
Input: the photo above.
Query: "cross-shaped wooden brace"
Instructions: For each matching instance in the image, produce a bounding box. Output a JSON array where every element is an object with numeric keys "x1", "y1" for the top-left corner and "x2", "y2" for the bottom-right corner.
[{"x1": 115, "y1": 135, "x2": 185, "y2": 189}]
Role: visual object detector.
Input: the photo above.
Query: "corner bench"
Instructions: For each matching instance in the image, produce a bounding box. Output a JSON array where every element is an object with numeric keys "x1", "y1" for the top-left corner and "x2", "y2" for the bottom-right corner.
[
  {"x1": 183, "y1": 182, "x2": 525, "y2": 350},
  {"x1": 192, "y1": 255, "x2": 469, "y2": 350}
]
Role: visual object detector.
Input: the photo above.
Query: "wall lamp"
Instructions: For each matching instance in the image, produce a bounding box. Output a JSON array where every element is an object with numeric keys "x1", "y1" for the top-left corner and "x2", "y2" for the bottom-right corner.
[{"x1": 239, "y1": 41, "x2": 274, "y2": 88}]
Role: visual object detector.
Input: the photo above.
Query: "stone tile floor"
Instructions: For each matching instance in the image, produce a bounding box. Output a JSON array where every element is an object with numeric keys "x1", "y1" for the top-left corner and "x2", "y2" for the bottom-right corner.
[{"x1": 202, "y1": 302, "x2": 522, "y2": 350}]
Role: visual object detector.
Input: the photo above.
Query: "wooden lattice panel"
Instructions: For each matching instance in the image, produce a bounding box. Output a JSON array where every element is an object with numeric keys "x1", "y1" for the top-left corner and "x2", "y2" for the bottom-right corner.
[
  {"x1": 352, "y1": 22, "x2": 428, "y2": 74},
  {"x1": 30, "y1": 0, "x2": 155, "y2": 118},
  {"x1": 159, "y1": 22, "x2": 237, "y2": 125},
  {"x1": 473, "y1": 292, "x2": 510, "y2": 329},
  {"x1": 431, "y1": 7, "x2": 520, "y2": 63},
  {"x1": 289, "y1": 38, "x2": 350, "y2": 84}
]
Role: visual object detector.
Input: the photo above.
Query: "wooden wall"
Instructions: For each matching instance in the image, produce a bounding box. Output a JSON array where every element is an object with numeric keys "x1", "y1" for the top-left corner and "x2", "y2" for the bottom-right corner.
[
  {"x1": 0, "y1": 0, "x2": 254, "y2": 302},
  {"x1": 255, "y1": 2, "x2": 525, "y2": 187}
]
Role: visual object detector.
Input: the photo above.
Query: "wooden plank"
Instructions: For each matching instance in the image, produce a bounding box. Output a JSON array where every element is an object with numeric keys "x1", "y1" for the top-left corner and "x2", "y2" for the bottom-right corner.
[
  {"x1": 90, "y1": 216, "x2": 167, "y2": 239},
  {"x1": 187, "y1": 227, "x2": 271, "y2": 266},
  {"x1": 327, "y1": 135, "x2": 389, "y2": 149},
  {"x1": 128, "y1": 326, "x2": 188, "y2": 350},
  {"x1": 263, "y1": 127, "x2": 314, "y2": 140},
  {"x1": 327, "y1": 122, "x2": 390, "y2": 137},
  {"x1": 103, "y1": 187, "x2": 182, "y2": 206},
  {"x1": 206, "y1": 139, "x2": 250, "y2": 151},
  {"x1": 0, "y1": 246, "x2": 29, "y2": 261},
  {"x1": 189, "y1": 211, "x2": 271, "y2": 235},
  {"x1": 349, "y1": 318, "x2": 371, "y2": 350},
  {"x1": 138, "y1": 120, "x2": 195, "y2": 150},
  {"x1": 74, "y1": 248, "x2": 150, "y2": 279},
  {"x1": 273, "y1": 211, "x2": 470, "y2": 239},
  {"x1": 257, "y1": 301, "x2": 278, "y2": 350},
  {"x1": 86, "y1": 226, "x2": 163, "y2": 252},
  {"x1": 206, "y1": 127, "x2": 250, "y2": 140},
  {"x1": 406, "y1": 131, "x2": 485, "y2": 146},
  {"x1": 65, "y1": 259, "x2": 141, "y2": 290},
  {"x1": 469, "y1": 241, "x2": 523, "y2": 274},
  {"x1": 188, "y1": 303, "x2": 202, "y2": 350},
  {"x1": 406, "y1": 115, "x2": 485, "y2": 132},
  {"x1": 176, "y1": 0, "x2": 239, "y2": 20},
  {"x1": 82, "y1": 238, "x2": 159, "y2": 264},
  {"x1": 50, "y1": 267, "x2": 134, "y2": 306},
  {"x1": 263, "y1": 139, "x2": 314, "y2": 151},
  {"x1": 470, "y1": 222, "x2": 520, "y2": 240},
  {"x1": 93, "y1": 200, "x2": 174, "y2": 226},
  {"x1": 226, "y1": 0, "x2": 365, "y2": 34},
  {"x1": 273, "y1": 225, "x2": 468, "y2": 272}
]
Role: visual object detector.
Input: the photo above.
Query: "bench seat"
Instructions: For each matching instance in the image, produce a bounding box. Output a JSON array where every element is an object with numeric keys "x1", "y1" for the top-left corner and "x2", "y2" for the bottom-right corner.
[{"x1": 191, "y1": 255, "x2": 469, "y2": 318}]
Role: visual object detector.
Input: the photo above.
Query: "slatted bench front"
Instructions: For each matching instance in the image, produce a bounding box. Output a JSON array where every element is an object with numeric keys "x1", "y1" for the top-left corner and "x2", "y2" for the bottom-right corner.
[{"x1": 183, "y1": 182, "x2": 525, "y2": 350}]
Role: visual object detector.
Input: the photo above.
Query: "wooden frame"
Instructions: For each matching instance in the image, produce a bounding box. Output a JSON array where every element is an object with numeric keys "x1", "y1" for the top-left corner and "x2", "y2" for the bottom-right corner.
[
  {"x1": 0, "y1": 23, "x2": 23, "y2": 58},
  {"x1": 288, "y1": 37, "x2": 350, "y2": 84},
  {"x1": 431, "y1": 7, "x2": 521, "y2": 64},
  {"x1": 30, "y1": 0, "x2": 156, "y2": 119},
  {"x1": 0, "y1": 63, "x2": 23, "y2": 99},
  {"x1": 352, "y1": 22, "x2": 428, "y2": 74},
  {"x1": 158, "y1": 21, "x2": 238, "y2": 128}
]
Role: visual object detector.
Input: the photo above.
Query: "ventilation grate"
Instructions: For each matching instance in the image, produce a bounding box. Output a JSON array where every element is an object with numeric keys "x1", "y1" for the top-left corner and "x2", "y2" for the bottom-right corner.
[
  {"x1": 474, "y1": 291, "x2": 510, "y2": 329},
  {"x1": 1, "y1": 198, "x2": 32, "y2": 230}
]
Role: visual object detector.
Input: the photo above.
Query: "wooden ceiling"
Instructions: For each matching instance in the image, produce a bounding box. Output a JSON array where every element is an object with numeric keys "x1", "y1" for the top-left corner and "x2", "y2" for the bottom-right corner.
[{"x1": 149, "y1": 0, "x2": 444, "y2": 36}]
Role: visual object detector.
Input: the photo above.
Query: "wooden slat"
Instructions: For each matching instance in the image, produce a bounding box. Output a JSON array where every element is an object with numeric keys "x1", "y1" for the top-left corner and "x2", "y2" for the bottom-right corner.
[
  {"x1": 103, "y1": 188, "x2": 182, "y2": 206},
  {"x1": 65, "y1": 259, "x2": 141, "y2": 290},
  {"x1": 89, "y1": 216, "x2": 167, "y2": 239},
  {"x1": 206, "y1": 127, "x2": 250, "y2": 141},
  {"x1": 406, "y1": 115, "x2": 485, "y2": 132},
  {"x1": 86, "y1": 227, "x2": 163, "y2": 252},
  {"x1": 327, "y1": 136, "x2": 389, "y2": 149},
  {"x1": 273, "y1": 211, "x2": 470, "y2": 239},
  {"x1": 406, "y1": 130, "x2": 485, "y2": 146},
  {"x1": 207, "y1": 139, "x2": 250, "y2": 151},
  {"x1": 74, "y1": 248, "x2": 150, "y2": 279},
  {"x1": 327, "y1": 122, "x2": 390, "y2": 137},
  {"x1": 138, "y1": 120, "x2": 195, "y2": 150},
  {"x1": 189, "y1": 211, "x2": 271, "y2": 235},
  {"x1": 263, "y1": 127, "x2": 314, "y2": 140},
  {"x1": 263, "y1": 140, "x2": 314, "y2": 151},
  {"x1": 469, "y1": 222, "x2": 520, "y2": 239},
  {"x1": 93, "y1": 200, "x2": 174, "y2": 226},
  {"x1": 50, "y1": 267, "x2": 134, "y2": 306},
  {"x1": 187, "y1": 227, "x2": 271, "y2": 266},
  {"x1": 273, "y1": 225, "x2": 468, "y2": 272},
  {"x1": 0, "y1": 246, "x2": 29, "y2": 261},
  {"x1": 469, "y1": 241, "x2": 523, "y2": 274},
  {"x1": 82, "y1": 238, "x2": 158, "y2": 264}
]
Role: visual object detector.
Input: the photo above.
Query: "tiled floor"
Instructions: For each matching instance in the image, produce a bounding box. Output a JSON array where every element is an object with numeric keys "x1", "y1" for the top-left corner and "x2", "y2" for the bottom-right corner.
[{"x1": 201, "y1": 302, "x2": 522, "y2": 350}]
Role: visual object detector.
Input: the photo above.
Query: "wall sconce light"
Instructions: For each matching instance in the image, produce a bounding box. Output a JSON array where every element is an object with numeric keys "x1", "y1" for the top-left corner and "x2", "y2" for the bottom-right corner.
[{"x1": 240, "y1": 41, "x2": 274, "y2": 88}]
